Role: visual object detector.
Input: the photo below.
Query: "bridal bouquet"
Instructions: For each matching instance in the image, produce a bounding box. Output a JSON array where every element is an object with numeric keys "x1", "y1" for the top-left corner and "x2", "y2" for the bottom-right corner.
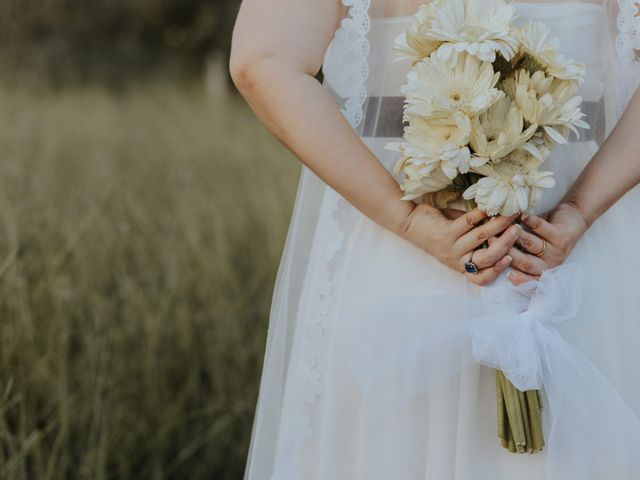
[{"x1": 387, "y1": 0, "x2": 588, "y2": 454}]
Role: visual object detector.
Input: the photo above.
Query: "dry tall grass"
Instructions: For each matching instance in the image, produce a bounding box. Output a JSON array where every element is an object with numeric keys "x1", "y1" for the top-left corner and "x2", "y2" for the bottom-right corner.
[{"x1": 0, "y1": 83, "x2": 299, "y2": 479}]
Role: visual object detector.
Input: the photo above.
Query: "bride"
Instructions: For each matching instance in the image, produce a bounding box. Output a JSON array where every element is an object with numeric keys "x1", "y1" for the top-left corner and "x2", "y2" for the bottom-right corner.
[{"x1": 230, "y1": 0, "x2": 640, "y2": 478}]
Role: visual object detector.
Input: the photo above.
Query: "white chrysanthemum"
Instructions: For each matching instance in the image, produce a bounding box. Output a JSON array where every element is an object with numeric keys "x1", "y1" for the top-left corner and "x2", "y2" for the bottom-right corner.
[
  {"x1": 463, "y1": 150, "x2": 555, "y2": 216},
  {"x1": 425, "y1": 0, "x2": 519, "y2": 64},
  {"x1": 393, "y1": 4, "x2": 443, "y2": 64},
  {"x1": 402, "y1": 53, "x2": 504, "y2": 119},
  {"x1": 388, "y1": 115, "x2": 473, "y2": 179},
  {"x1": 502, "y1": 70, "x2": 589, "y2": 146},
  {"x1": 517, "y1": 21, "x2": 586, "y2": 84},
  {"x1": 470, "y1": 96, "x2": 538, "y2": 164},
  {"x1": 398, "y1": 166, "x2": 454, "y2": 201}
]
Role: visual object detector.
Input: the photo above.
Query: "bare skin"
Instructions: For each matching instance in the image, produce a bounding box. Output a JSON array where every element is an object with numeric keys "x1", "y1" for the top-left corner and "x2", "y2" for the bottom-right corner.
[{"x1": 230, "y1": 0, "x2": 520, "y2": 286}]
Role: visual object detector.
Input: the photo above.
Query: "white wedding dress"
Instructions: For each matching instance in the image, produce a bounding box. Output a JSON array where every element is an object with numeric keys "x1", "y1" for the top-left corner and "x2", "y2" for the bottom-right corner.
[{"x1": 244, "y1": 2, "x2": 640, "y2": 479}]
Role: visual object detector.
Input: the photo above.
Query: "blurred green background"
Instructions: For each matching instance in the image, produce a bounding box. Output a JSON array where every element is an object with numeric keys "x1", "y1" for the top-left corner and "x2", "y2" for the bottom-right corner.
[{"x1": 0, "y1": 1, "x2": 300, "y2": 479}]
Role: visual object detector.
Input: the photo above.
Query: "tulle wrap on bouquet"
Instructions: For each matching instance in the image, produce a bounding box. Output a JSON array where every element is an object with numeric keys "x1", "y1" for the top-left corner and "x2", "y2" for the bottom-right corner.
[{"x1": 337, "y1": 264, "x2": 640, "y2": 479}]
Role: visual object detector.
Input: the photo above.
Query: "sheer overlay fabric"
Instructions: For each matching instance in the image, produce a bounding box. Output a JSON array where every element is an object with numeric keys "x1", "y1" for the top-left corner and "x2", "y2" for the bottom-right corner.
[{"x1": 244, "y1": 1, "x2": 640, "y2": 479}]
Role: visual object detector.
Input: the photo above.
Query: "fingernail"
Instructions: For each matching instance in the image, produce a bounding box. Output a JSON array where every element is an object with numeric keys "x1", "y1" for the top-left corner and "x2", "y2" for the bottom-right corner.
[
  {"x1": 511, "y1": 226, "x2": 521, "y2": 238},
  {"x1": 505, "y1": 255, "x2": 513, "y2": 265},
  {"x1": 507, "y1": 270, "x2": 516, "y2": 280}
]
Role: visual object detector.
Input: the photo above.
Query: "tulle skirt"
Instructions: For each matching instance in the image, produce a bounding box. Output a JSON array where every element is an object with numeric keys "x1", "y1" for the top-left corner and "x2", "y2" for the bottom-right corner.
[{"x1": 265, "y1": 137, "x2": 640, "y2": 480}]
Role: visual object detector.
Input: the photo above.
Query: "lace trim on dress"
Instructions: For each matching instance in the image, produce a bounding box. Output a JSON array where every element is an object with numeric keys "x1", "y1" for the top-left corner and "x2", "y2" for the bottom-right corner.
[
  {"x1": 269, "y1": 5, "x2": 369, "y2": 474},
  {"x1": 615, "y1": 0, "x2": 640, "y2": 116},
  {"x1": 327, "y1": 0, "x2": 372, "y2": 128},
  {"x1": 271, "y1": 194, "x2": 355, "y2": 480}
]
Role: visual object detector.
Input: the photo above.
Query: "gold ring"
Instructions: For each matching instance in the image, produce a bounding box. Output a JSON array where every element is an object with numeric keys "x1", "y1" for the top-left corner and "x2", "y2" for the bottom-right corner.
[{"x1": 535, "y1": 240, "x2": 547, "y2": 257}]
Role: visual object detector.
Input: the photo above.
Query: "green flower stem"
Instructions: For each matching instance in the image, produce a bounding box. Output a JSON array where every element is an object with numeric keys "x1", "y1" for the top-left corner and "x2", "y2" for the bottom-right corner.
[
  {"x1": 526, "y1": 389, "x2": 545, "y2": 452},
  {"x1": 496, "y1": 370, "x2": 507, "y2": 442},
  {"x1": 518, "y1": 389, "x2": 533, "y2": 453},
  {"x1": 498, "y1": 371, "x2": 527, "y2": 453}
]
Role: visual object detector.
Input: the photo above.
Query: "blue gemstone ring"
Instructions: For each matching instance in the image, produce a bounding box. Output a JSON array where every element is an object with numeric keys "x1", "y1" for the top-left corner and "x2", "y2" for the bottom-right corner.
[{"x1": 464, "y1": 251, "x2": 479, "y2": 274}]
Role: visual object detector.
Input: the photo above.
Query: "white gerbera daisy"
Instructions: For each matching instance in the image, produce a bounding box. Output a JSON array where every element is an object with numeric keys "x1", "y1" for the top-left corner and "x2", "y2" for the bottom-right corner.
[
  {"x1": 402, "y1": 53, "x2": 504, "y2": 120},
  {"x1": 517, "y1": 21, "x2": 586, "y2": 84},
  {"x1": 399, "y1": 166, "x2": 454, "y2": 201},
  {"x1": 387, "y1": 115, "x2": 472, "y2": 179},
  {"x1": 463, "y1": 150, "x2": 555, "y2": 216},
  {"x1": 393, "y1": 5, "x2": 443, "y2": 64},
  {"x1": 502, "y1": 70, "x2": 589, "y2": 145},
  {"x1": 470, "y1": 96, "x2": 538, "y2": 164},
  {"x1": 425, "y1": 0, "x2": 519, "y2": 64}
]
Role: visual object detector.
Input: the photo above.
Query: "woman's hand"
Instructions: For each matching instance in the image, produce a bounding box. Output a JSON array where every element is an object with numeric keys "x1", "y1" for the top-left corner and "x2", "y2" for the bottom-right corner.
[
  {"x1": 503, "y1": 90, "x2": 640, "y2": 288},
  {"x1": 401, "y1": 203, "x2": 522, "y2": 286},
  {"x1": 506, "y1": 202, "x2": 589, "y2": 286}
]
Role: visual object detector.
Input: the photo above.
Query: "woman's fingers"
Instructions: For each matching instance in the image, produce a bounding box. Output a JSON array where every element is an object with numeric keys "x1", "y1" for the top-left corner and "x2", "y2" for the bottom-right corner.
[
  {"x1": 451, "y1": 208, "x2": 488, "y2": 236},
  {"x1": 466, "y1": 254, "x2": 514, "y2": 286},
  {"x1": 515, "y1": 226, "x2": 566, "y2": 268},
  {"x1": 515, "y1": 228, "x2": 546, "y2": 257},
  {"x1": 508, "y1": 247, "x2": 547, "y2": 276},
  {"x1": 470, "y1": 224, "x2": 522, "y2": 269},
  {"x1": 441, "y1": 208, "x2": 466, "y2": 221},
  {"x1": 456, "y1": 213, "x2": 520, "y2": 252},
  {"x1": 507, "y1": 269, "x2": 540, "y2": 286},
  {"x1": 521, "y1": 214, "x2": 562, "y2": 246}
]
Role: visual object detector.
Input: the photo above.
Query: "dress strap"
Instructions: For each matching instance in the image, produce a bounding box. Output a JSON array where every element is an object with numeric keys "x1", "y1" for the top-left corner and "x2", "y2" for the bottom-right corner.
[
  {"x1": 324, "y1": 0, "x2": 371, "y2": 128},
  {"x1": 615, "y1": 0, "x2": 640, "y2": 116}
]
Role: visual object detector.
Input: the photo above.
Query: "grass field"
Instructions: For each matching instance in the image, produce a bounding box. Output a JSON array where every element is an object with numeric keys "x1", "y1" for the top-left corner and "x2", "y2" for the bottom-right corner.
[{"x1": 0, "y1": 82, "x2": 299, "y2": 479}]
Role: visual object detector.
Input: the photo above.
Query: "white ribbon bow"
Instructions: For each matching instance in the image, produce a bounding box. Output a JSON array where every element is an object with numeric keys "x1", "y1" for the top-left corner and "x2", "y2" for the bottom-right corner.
[
  {"x1": 471, "y1": 262, "x2": 581, "y2": 392},
  {"x1": 338, "y1": 264, "x2": 640, "y2": 479}
]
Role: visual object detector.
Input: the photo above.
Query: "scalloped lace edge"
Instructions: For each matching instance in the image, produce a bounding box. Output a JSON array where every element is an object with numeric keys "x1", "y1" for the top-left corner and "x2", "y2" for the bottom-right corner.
[
  {"x1": 270, "y1": 195, "x2": 354, "y2": 480},
  {"x1": 334, "y1": 0, "x2": 372, "y2": 128},
  {"x1": 616, "y1": 0, "x2": 640, "y2": 116},
  {"x1": 269, "y1": 4, "x2": 369, "y2": 475}
]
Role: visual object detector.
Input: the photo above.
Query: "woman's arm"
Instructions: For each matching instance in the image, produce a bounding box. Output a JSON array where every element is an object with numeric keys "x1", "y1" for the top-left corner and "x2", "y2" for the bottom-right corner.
[
  {"x1": 565, "y1": 89, "x2": 640, "y2": 225},
  {"x1": 230, "y1": 0, "x2": 521, "y2": 285},
  {"x1": 230, "y1": 0, "x2": 413, "y2": 234},
  {"x1": 507, "y1": 89, "x2": 640, "y2": 285}
]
